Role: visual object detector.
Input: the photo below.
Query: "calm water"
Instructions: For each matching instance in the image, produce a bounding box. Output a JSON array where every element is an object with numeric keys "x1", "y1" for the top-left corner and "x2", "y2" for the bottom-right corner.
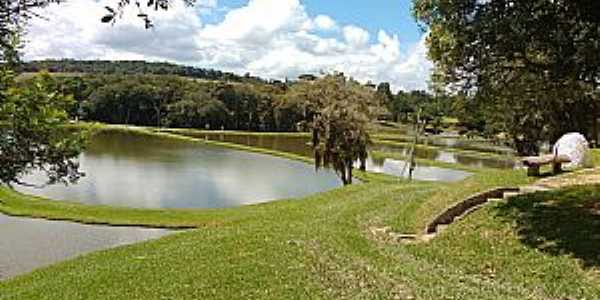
[
  {"x1": 365, "y1": 157, "x2": 471, "y2": 182},
  {"x1": 16, "y1": 131, "x2": 342, "y2": 209},
  {"x1": 0, "y1": 213, "x2": 170, "y2": 280},
  {"x1": 173, "y1": 131, "x2": 515, "y2": 169},
  {"x1": 375, "y1": 135, "x2": 515, "y2": 156}
]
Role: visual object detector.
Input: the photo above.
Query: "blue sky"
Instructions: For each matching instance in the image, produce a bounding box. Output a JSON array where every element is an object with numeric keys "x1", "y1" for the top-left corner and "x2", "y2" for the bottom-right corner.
[
  {"x1": 24, "y1": 0, "x2": 432, "y2": 91},
  {"x1": 212, "y1": 0, "x2": 423, "y2": 49},
  {"x1": 303, "y1": 1, "x2": 422, "y2": 41}
]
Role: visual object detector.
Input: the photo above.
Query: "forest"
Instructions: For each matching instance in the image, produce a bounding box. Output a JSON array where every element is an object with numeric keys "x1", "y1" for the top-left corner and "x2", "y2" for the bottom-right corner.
[
  {"x1": 17, "y1": 59, "x2": 600, "y2": 155},
  {"x1": 20, "y1": 60, "x2": 450, "y2": 133}
]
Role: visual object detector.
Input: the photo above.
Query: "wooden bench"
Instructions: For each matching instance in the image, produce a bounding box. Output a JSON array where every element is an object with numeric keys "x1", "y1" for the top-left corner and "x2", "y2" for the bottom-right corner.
[{"x1": 521, "y1": 154, "x2": 571, "y2": 176}]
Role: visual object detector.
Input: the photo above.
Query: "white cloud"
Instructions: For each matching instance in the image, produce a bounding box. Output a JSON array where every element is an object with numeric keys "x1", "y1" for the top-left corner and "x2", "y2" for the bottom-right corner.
[
  {"x1": 23, "y1": 0, "x2": 432, "y2": 91},
  {"x1": 342, "y1": 25, "x2": 370, "y2": 48},
  {"x1": 313, "y1": 15, "x2": 337, "y2": 31}
]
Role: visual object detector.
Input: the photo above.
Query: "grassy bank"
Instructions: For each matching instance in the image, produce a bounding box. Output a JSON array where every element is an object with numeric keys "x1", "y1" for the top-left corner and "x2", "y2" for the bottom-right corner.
[
  {"x1": 1, "y1": 125, "x2": 599, "y2": 299},
  {"x1": 2, "y1": 167, "x2": 599, "y2": 299},
  {"x1": 0, "y1": 124, "x2": 392, "y2": 228}
]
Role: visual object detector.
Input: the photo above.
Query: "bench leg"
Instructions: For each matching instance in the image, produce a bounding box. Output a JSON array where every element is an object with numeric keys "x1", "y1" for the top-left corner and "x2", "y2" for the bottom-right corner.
[
  {"x1": 527, "y1": 166, "x2": 540, "y2": 177},
  {"x1": 553, "y1": 163, "x2": 562, "y2": 174}
]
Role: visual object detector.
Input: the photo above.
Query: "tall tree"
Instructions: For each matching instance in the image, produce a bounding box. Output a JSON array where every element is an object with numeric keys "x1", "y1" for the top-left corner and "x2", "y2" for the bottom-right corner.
[
  {"x1": 288, "y1": 73, "x2": 382, "y2": 185},
  {"x1": 413, "y1": 0, "x2": 600, "y2": 154},
  {"x1": 0, "y1": 0, "x2": 194, "y2": 185}
]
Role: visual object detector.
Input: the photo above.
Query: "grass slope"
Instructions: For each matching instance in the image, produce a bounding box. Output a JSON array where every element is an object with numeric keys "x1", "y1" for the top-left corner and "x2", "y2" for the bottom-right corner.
[
  {"x1": 1, "y1": 127, "x2": 599, "y2": 299},
  {"x1": 2, "y1": 167, "x2": 599, "y2": 299}
]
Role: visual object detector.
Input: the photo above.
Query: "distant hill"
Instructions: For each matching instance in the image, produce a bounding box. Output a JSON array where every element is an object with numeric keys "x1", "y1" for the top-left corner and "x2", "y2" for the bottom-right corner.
[{"x1": 20, "y1": 59, "x2": 271, "y2": 84}]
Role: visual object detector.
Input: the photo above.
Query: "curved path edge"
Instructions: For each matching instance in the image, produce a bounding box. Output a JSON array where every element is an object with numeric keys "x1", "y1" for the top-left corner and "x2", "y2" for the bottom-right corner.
[{"x1": 375, "y1": 167, "x2": 600, "y2": 244}]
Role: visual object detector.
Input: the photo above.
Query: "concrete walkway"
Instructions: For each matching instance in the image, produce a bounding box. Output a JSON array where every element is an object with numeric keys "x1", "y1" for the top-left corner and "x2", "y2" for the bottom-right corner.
[{"x1": 0, "y1": 214, "x2": 171, "y2": 280}]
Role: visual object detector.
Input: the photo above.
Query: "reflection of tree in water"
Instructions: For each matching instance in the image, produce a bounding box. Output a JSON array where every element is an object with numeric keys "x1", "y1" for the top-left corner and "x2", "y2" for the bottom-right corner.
[
  {"x1": 86, "y1": 130, "x2": 196, "y2": 162},
  {"x1": 455, "y1": 154, "x2": 515, "y2": 169},
  {"x1": 168, "y1": 131, "x2": 518, "y2": 170},
  {"x1": 370, "y1": 156, "x2": 386, "y2": 166},
  {"x1": 174, "y1": 132, "x2": 314, "y2": 157},
  {"x1": 371, "y1": 144, "x2": 438, "y2": 160},
  {"x1": 496, "y1": 186, "x2": 600, "y2": 268}
]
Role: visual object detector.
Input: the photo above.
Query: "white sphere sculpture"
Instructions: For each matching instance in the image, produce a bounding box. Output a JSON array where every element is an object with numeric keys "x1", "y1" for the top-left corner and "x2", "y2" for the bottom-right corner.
[{"x1": 552, "y1": 132, "x2": 593, "y2": 169}]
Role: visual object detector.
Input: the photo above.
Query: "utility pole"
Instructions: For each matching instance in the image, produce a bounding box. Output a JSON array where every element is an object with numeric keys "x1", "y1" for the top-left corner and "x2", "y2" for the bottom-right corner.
[
  {"x1": 408, "y1": 109, "x2": 421, "y2": 181},
  {"x1": 400, "y1": 108, "x2": 421, "y2": 181}
]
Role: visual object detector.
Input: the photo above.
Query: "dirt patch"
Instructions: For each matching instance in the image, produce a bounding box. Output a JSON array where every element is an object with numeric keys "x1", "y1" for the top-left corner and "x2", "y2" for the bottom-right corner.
[{"x1": 536, "y1": 167, "x2": 600, "y2": 189}]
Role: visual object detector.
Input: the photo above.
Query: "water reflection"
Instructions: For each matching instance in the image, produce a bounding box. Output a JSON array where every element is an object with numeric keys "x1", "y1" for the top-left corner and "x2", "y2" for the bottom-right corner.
[
  {"x1": 0, "y1": 214, "x2": 169, "y2": 280},
  {"x1": 375, "y1": 135, "x2": 514, "y2": 155},
  {"x1": 365, "y1": 158, "x2": 471, "y2": 182},
  {"x1": 16, "y1": 131, "x2": 342, "y2": 209},
  {"x1": 178, "y1": 131, "x2": 515, "y2": 170}
]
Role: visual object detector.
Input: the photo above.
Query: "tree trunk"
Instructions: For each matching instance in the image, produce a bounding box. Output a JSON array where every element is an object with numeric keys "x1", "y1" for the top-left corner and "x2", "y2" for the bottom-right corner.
[
  {"x1": 339, "y1": 169, "x2": 348, "y2": 185},
  {"x1": 154, "y1": 106, "x2": 161, "y2": 128},
  {"x1": 347, "y1": 160, "x2": 353, "y2": 185},
  {"x1": 592, "y1": 114, "x2": 599, "y2": 148}
]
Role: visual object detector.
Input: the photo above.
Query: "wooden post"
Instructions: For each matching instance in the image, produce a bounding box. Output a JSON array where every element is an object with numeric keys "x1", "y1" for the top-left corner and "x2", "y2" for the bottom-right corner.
[
  {"x1": 408, "y1": 109, "x2": 421, "y2": 181},
  {"x1": 552, "y1": 162, "x2": 562, "y2": 174}
]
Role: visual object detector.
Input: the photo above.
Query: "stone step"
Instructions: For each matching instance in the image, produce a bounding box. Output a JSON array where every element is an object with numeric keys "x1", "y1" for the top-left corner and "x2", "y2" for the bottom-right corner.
[
  {"x1": 488, "y1": 198, "x2": 504, "y2": 202},
  {"x1": 518, "y1": 185, "x2": 552, "y2": 194},
  {"x1": 503, "y1": 191, "x2": 522, "y2": 200}
]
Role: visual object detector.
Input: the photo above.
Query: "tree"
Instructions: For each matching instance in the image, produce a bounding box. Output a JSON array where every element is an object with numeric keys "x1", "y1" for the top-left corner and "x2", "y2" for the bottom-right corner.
[
  {"x1": 288, "y1": 73, "x2": 382, "y2": 185},
  {"x1": 1, "y1": 1, "x2": 196, "y2": 38},
  {"x1": 0, "y1": 71, "x2": 85, "y2": 186},
  {"x1": 413, "y1": 0, "x2": 600, "y2": 155},
  {"x1": 389, "y1": 91, "x2": 413, "y2": 122},
  {"x1": 376, "y1": 82, "x2": 394, "y2": 119},
  {"x1": 165, "y1": 92, "x2": 229, "y2": 129},
  {"x1": 0, "y1": 0, "x2": 194, "y2": 186}
]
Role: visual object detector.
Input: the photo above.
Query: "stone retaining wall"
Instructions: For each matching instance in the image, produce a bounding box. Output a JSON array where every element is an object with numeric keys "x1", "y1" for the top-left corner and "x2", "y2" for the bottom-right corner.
[{"x1": 425, "y1": 187, "x2": 520, "y2": 234}]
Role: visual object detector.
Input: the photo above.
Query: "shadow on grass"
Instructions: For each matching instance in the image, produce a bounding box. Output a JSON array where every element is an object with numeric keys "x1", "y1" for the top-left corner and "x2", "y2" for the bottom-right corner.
[{"x1": 495, "y1": 185, "x2": 600, "y2": 268}]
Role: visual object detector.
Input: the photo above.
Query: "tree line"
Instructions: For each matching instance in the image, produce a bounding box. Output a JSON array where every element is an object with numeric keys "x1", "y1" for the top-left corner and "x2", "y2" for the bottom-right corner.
[
  {"x1": 24, "y1": 59, "x2": 600, "y2": 157},
  {"x1": 23, "y1": 74, "x2": 302, "y2": 131},
  {"x1": 21, "y1": 59, "x2": 265, "y2": 84},
  {"x1": 21, "y1": 60, "x2": 521, "y2": 140}
]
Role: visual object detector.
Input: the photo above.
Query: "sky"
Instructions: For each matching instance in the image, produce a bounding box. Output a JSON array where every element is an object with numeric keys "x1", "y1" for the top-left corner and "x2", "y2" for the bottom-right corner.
[{"x1": 23, "y1": 0, "x2": 431, "y2": 91}]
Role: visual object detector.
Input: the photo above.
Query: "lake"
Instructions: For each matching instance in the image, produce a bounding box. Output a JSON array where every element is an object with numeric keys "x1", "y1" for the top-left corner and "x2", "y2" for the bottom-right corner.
[
  {"x1": 170, "y1": 130, "x2": 514, "y2": 169},
  {"x1": 16, "y1": 129, "x2": 472, "y2": 210},
  {"x1": 16, "y1": 130, "x2": 342, "y2": 209}
]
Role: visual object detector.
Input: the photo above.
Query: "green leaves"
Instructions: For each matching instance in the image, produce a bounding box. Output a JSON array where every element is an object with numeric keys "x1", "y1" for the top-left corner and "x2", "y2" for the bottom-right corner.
[
  {"x1": 0, "y1": 70, "x2": 86, "y2": 186},
  {"x1": 414, "y1": 0, "x2": 600, "y2": 155},
  {"x1": 288, "y1": 74, "x2": 379, "y2": 185}
]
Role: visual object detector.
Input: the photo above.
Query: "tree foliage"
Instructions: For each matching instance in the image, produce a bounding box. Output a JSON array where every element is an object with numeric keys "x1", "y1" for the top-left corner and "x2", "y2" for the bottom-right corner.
[
  {"x1": 21, "y1": 59, "x2": 257, "y2": 83},
  {"x1": 414, "y1": 0, "x2": 600, "y2": 154},
  {"x1": 0, "y1": 70, "x2": 85, "y2": 186},
  {"x1": 288, "y1": 74, "x2": 382, "y2": 185},
  {"x1": 387, "y1": 89, "x2": 450, "y2": 133},
  {"x1": 0, "y1": 0, "x2": 207, "y2": 186},
  {"x1": 32, "y1": 74, "x2": 296, "y2": 132},
  {"x1": 1, "y1": 1, "x2": 194, "y2": 63},
  {"x1": 101, "y1": 0, "x2": 196, "y2": 28}
]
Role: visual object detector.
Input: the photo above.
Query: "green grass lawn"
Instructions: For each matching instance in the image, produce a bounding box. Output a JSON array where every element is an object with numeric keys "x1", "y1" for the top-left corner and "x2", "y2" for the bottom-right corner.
[{"x1": 1, "y1": 128, "x2": 599, "y2": 299}]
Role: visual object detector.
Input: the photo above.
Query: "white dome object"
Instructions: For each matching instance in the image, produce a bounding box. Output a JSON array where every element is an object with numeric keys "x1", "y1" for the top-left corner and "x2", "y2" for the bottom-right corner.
[{"x1": 552, "y1": 133, "x2": 593, "y2": 169}]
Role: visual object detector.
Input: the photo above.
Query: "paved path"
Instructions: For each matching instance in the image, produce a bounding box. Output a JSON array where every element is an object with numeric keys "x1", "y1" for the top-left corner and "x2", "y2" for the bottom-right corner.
[{"x1": 0, "y1": 214, "x2": 171, "y2": 280}]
